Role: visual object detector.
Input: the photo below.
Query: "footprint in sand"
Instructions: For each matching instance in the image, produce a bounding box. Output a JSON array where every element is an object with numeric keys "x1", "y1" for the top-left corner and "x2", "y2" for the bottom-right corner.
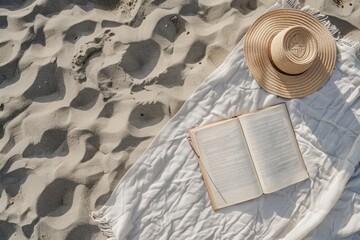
[{"x1": 71, "y1": 30, "x2": 114, "y2": 83}]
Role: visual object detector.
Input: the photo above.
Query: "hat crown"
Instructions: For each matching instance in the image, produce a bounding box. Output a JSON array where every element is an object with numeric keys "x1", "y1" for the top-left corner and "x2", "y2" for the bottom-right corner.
[{"x1": 270, "y1": 26, "x2": 318, "y2": 75}]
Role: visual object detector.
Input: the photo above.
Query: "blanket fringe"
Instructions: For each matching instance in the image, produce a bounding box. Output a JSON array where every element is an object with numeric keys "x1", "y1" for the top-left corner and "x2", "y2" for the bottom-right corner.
[
  {"x1": 285, "y1": 0, "x2": 360, "y2": 60},
  {"x1": 338, "y1": 37, "x2": 360, "y2": 60},
  {"x1": 286, "y1": 0, "x2": 301, "y2": 9},
  {"x1": 91, "y1": 211, "x2": 118, "y2": 240}
]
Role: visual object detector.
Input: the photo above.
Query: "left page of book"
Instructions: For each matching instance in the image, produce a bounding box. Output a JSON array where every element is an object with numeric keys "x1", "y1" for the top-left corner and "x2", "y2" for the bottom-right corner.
[{"x1": 189, "y1": 118, "x2": 262, "y2": 210}]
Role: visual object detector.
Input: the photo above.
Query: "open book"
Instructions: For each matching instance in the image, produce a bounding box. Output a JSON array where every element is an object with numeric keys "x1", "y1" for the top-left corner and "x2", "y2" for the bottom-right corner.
[{"x1": 188, "y1": 103, "x2": 309, "y2": 210}]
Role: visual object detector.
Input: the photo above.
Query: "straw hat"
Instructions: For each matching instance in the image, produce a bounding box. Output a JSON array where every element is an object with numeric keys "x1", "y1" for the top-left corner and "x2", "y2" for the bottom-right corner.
[{"x1": 244, "y1": 8, "x2": 336, "y2": 98}]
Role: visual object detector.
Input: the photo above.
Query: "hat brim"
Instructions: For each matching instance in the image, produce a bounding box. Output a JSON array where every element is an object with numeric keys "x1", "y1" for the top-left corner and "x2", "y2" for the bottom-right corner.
[{"x1": 244, "y1": 8, "x2": 336, "y2": 98}]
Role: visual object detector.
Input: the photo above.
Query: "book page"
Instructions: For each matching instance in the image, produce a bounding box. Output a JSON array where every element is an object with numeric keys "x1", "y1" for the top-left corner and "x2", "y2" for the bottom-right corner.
[
  {"x1": 239, "y1": 104, "x2": 308, "y2": 194},
  {"x1": 190, "y1": 118, "x2": 262, "y2": 210}
]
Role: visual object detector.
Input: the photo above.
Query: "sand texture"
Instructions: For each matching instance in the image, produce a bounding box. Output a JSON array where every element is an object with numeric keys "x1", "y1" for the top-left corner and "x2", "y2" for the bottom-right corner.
[{"x1": 0, "y1": 0, "x2": 359, "y2": 239}]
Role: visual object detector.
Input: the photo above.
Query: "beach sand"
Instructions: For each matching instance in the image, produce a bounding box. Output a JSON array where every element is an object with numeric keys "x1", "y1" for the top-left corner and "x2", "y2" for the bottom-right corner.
[{"x1": 0, "y1": 0, "x2": 358, "y2": 239}]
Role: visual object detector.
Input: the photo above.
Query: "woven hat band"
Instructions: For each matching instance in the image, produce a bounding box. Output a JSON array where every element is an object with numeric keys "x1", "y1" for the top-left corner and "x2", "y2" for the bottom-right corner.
[{"x1": 270, "y1": 25, "x2": 318, "y2": 75}]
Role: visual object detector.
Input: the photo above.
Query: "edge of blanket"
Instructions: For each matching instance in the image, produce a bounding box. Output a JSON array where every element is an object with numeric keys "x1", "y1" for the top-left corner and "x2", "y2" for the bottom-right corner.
[
  {"x1": 91, "y1": 211, "x2": 118, "y2": 240},
  {"x1": 90, "y1": 0, "x2": 360, "y2": 239}
]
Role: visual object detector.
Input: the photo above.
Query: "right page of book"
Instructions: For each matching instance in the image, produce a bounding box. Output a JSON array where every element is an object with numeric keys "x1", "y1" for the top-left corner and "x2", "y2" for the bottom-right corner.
[{"x1": 238, "y1": 103, "x2": 308, "y2": 194}]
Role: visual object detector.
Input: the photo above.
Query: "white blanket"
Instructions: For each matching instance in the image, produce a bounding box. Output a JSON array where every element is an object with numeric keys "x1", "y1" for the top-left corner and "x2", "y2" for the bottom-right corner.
[{"x1": 93, "y1": 1, "x2": 360, "y2": 239}]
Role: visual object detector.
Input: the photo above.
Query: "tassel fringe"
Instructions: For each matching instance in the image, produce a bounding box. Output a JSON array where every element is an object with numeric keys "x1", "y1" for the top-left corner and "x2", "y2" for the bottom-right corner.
[
  {"x1": 91, "y1": 211, "x2": 118, "y2": 240},
  {"x1": 338, "y1": 37, "x2": 360, "y2": 59},
  {"x1": 286, "y1": 0, "x2": 301, "y2": 9}
]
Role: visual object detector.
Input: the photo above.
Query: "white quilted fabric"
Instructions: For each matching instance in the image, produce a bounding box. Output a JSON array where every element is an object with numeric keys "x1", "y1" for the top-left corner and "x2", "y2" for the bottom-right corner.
[{"x1": 93, "y1": 1, "x2": 360, "y2": 239}]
